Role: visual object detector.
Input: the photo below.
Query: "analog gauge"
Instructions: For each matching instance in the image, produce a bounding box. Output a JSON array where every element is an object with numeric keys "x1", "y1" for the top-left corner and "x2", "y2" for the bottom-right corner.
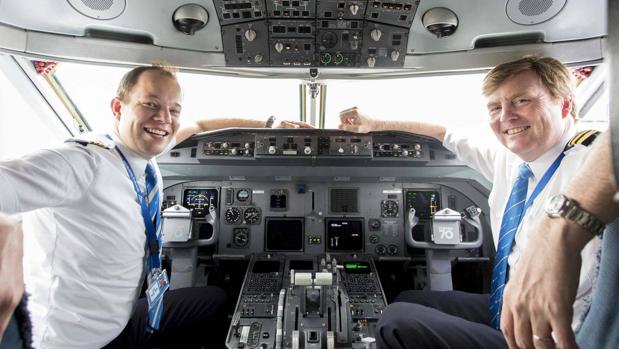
[
  {"x1": 243, "y1": 207, "x2": 261, "y2": 224},
  {"x1": 381, "y1": 200, "x2": 399, "y2": 217},
  {"x1": 225, "y1": 207, "x2": 242, "y2": 224},
  {"x1": 236, "y1": 189, "x2": 250, "y2": 202},
  {"x1": 232, "y1": 228, "x2": 249, "y2": 247},
  {"x1": 369, "y1": 219, "x2": 382, "y2": 231}
]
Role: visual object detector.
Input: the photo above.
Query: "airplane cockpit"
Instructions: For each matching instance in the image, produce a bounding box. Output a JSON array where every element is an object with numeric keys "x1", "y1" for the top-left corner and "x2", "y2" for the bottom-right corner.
[{"x1": 0, "y1": 0, "x2": 616, "y2": 348}]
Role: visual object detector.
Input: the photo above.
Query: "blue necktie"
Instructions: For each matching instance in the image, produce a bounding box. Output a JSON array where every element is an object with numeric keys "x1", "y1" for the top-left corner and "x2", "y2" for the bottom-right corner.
[
  {"x1": 489, "y1": 163, "x2": 533, "y2": 329},
  {"x1": 144, "y1": 162, "x2": 165, "y2": 330}
]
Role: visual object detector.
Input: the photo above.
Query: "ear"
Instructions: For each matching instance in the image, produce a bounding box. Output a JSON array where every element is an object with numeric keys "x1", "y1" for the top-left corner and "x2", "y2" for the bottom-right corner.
[
  {"x1": 110, "y1": 98, "x2": 123, "y2": 122},
  {"x1": 561, "y1": 98, "x2": 573, "y2": 118}
]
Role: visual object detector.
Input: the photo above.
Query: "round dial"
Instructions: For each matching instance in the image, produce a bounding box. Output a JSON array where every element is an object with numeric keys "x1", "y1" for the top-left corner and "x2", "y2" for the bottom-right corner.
[
  {"x1": 381, "y1": 200, "x2": 399, "y2": 217},
  {"x1": 225, "y1": 207, "x2": 242, "y2": 224},
  {"x1": 236, "y1": 189, "x2": 250, "y2": 202},
  {"x1": 369, "y1": 219, "x2": 381, "y2": 231},
  {"x1": 243, "y1": 207, "x2": 261, "y2": 224},
  {"x1": 233, "y1": 229, "x2": 249, "y2": 247}
]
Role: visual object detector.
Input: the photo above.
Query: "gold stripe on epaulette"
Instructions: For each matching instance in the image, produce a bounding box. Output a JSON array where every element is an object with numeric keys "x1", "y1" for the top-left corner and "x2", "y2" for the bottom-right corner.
[{"x1": 566, "y1": 130, "x2": 599, "y2": 149}]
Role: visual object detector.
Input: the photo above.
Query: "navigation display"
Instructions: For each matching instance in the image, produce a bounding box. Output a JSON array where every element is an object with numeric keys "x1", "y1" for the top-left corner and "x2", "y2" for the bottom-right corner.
[
  {"x1": 265, "y1": 218, "x2": 304, "y2": 251},
  {"x1": 326, "y1": 218, "x2": 363, "y2": 251}
]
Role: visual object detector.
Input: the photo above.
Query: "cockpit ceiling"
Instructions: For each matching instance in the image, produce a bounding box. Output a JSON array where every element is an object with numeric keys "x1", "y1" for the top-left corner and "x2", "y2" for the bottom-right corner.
[{"x1": 0, "y1": 0, "x2": 608, "y2": 77}]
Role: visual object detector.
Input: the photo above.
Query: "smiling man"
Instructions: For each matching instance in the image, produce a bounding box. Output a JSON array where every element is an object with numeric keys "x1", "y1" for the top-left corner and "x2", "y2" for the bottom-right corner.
[
  {"x1": 338, "y1": 56, "x2": 602, "y2": 349},
  {"x1": 0, "y1": 65, "x2": 299, "y2": 349}
]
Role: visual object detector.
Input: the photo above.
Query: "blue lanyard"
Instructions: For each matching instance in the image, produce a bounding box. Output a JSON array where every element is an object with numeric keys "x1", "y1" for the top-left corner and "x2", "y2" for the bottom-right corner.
[
  {"x1": 110, "y1": 138, "x2": 161, "y2": 270},
  {"x1": 522, "y1": 151, "x2": 566, "y2": 214}
]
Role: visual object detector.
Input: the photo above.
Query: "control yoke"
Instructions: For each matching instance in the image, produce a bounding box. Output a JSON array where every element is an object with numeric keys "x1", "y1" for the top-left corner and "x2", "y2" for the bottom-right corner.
[
  {"x1": 404, "y1": 206, "x2": 484, "y2": 291},
  {"x1": 162, "y1": 204, "x2": 219, "y2": 246},
  {"x1": 404, "y1": 207, "x2": 483, "y2": 249}
]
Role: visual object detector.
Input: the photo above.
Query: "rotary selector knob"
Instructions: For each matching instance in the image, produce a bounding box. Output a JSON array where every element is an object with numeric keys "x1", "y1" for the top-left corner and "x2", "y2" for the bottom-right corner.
[
  {"x1": 338, "y1": 147, "x2": 345, "y2": 154},
  {"x1": 402, "y1": 150, "x2": 409, "y2": 156},
  {"x1": 349, "y1": 4, "x2": 359, "y2": 15},
  {"x1": 393, "y1": 144, "x2": 400, "y2": 150},
  {"x1": 391, "y1": 50, "x2": 400, "y2": 61},
  {"x1": 231, "y1": 148, "x2": 238, "y2": 155},
  {"x1": 304, "y1": 146, "x2": 312, "y2": 155},
  {"x1": 222, "y1": 142, "x2": 229, "y2": 148},
  {"x1": 370, "y1": 29, "x2": 382, "y2": 41},
  {"x1": 414, "y1": 143, "x2": 421, "y2": 150},
  {"x1": 254, "y1": 54, "x2": 263, "y2": 63},
  {"x1": 245, "y1": 29, "x2": 257, "y2": 42},
  {"x1": 268, "y1": 145, "x2": 277, "y2": 154},
  {"x1": 367, "y1": 56, "x2": 376, "y2": 68},
  {"x1": 275, "y1": 42, "x2": 284, "y2": 53},
  {"x1": 245, "y1": 142, "x2": 251, "y2": 149}
]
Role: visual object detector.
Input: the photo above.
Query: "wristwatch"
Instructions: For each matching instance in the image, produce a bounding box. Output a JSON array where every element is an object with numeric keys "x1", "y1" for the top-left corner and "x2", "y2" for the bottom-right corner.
[
  {"x1": 265, "y1": 115, "x2": 275, "y2": 128},
  {"x1": 545, "y1": 194, "x2": 606, "y2": 236}
]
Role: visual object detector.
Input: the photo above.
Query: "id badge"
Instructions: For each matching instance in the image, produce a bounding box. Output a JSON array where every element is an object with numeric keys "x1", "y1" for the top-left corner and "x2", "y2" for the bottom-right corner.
[{"x1": 146, "y1": 269, "x2": 170, "y2": 305}]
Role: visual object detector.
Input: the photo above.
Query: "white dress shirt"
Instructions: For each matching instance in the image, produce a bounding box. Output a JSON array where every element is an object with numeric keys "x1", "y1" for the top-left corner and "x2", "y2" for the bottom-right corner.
[
  {"x1": 0, "y1": 133, "x2": 164, "y2": 348},
  {"x1": 443, "y1": 123, "x2": 601, "y2": 330}
]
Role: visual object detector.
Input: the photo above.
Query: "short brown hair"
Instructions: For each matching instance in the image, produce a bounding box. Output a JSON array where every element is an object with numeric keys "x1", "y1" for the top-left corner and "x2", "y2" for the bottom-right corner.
[
  {"x1": 116, "y1": 65, "x2": 178, "y2": 102},
  {"x1": 482, "y1": 55, "x2": 577, "y2": 119}
]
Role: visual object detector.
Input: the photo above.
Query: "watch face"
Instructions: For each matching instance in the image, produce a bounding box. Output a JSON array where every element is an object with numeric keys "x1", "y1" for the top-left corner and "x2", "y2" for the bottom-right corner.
[{"x1": 546, "y1": 195, "x2": 566, "y2": 215}]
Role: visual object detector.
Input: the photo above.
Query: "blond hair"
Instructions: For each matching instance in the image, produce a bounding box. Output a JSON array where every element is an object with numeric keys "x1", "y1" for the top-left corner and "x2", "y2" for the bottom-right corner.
[{"x1": 482, "y1": 56, "x2": 577, "y2": 119}]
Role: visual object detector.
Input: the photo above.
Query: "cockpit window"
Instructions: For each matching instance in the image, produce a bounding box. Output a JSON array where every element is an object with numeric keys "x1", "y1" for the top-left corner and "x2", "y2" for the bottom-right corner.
[{"x1": 53, "y1": 62, "x2": 609, "y2": 134}]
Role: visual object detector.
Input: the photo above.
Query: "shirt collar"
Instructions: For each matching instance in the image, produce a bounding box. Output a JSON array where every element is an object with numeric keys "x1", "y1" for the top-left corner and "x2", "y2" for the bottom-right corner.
[
  {"x1": 525, "y1": 121, "x2": 577, "y2": 181},
  {"x1": 110, "y1": 134, "x2": 149, "y2": 178}
]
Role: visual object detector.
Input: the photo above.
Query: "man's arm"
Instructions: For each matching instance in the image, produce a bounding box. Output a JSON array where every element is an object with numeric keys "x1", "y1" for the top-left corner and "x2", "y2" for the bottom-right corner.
[
  {"x1": 0, "y1": 213, "x2": 24, "y2": 341},
  {"x1": 176, "y1": 117, "x2": 313, "y2": 144},
  {"x1": 501, "y1": 131, "x2": 618, "y2": 349},
  {"x1": 338, "y1": 107, "x2": 447, "y2": 141}
]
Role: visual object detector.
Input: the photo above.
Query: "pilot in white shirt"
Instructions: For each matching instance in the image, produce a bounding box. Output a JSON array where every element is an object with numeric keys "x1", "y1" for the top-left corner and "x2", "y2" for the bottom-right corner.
[{"x1": 0, "y1": 66, "x2": 228, "y2": 348}]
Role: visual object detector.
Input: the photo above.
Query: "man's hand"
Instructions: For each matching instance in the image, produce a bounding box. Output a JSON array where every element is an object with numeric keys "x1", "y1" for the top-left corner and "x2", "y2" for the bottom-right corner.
[
  {"x1": 500, "y1": 216, "x2": 591, "y2": 349},
  {"x1": 0, "y1": 213, "x2": 24, "y2": 341},
  {"x1": 338, "y1": 107, "x2": 378, "y2": 133},
  {"x1": 275, "y1": 120, "x2": 313, "y2": 129}
]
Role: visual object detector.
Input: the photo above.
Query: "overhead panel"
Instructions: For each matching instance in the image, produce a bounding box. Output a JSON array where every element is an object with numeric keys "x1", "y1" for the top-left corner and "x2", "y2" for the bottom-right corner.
[{"x1": 215, "y1": 0, "x2": 420, "y2": 67}]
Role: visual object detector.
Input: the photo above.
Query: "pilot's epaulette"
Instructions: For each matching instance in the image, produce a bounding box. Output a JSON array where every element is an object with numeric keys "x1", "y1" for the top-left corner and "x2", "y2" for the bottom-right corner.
[
  {"x1": 65, "y1": 133, "x2": 115, "y2": 150},
  {"x1": 564, "y1": 129, "x2": 600, "y2": 151}
]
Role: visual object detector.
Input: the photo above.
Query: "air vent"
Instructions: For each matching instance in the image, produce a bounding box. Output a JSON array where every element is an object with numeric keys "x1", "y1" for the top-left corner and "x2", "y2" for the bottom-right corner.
[
  {"x1": 67, "y1": 0, "x2": 126, "y2": 20},
  {"x1": 506, "y1": 0, "x2": 567, "y2": 25},
  {"x1": 330, "y1": 188, "x2": 359, "y2": 213}
]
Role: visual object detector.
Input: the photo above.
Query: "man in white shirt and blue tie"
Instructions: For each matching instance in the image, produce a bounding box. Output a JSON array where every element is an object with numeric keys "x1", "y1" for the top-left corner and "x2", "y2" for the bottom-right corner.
[
  {"x1": 0, "y1": 65, "x2": 311, "y2": 348},
  {"x1": 338, "y1": 56, "x2": 602, "y2": 349}
]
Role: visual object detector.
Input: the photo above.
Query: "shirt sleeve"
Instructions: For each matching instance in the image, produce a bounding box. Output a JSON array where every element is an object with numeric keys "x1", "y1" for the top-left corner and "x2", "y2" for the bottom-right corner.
[
  {"x1": 442, "y1": 126, "x2": 499, "y2": 182},
  {"x1": 0, "y1": 144, "x2": 100, "y2": 214}
]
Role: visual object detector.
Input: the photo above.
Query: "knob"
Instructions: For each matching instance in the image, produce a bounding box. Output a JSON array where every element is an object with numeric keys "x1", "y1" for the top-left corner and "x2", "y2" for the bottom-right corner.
[
  {"x1": 362, "y1": 337, "x2": 376, "y2": 349},
  {"x1": 231, "y1": 148, "x2": 238, "y2": 155},
  {"x1": 268, "y1": 145, "x2": 277, "y2": 154},
  {"x1": 390, "y1": 50, "x2": 400, "y2": 61},
  {"x1": 352, "y1": 144, "x2": 359, "y2": 154},
  {"x1": 370, "y1": 29, "x2": 382, "y2": 41},
  {"x1": 402, "y1": 150, "x2": 409, "y2": 156},
  {"x1": 414, "y1": 143, "x2": 421, "y2": 150},
  {"x1": 338, "y1": 147, "x2": 345, "y2": 154},
  {"x1": 222, "y1": 142, "x2": 229, "y2": 148},
  {"x1": 393, "y1": 144, "x2": 400, "y2": 150},
  {"x1": 244, "y1": 29, "x2": 257, "y2": 42},
  {"x1": 304, "y1": 146, "x2": 312, "y2": 155},
  {"x1": 254, "y1": 54, "x2": 263, "y2": 63},
  {"x1": 375, "y1": 244, "x2": 386, "y2": 255},
  {"x1": 367, "y1": 56, "x2": 376, "y2": 68},
  {"x1": 275, "y1": 42, "x2": 284, "y2": 53},
  {"x1": 414, "y1": 150, "x2": 421, "y2": 157},
  {"x1": 245, "y1": 142, "x2": 251, "y2": 149}
]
